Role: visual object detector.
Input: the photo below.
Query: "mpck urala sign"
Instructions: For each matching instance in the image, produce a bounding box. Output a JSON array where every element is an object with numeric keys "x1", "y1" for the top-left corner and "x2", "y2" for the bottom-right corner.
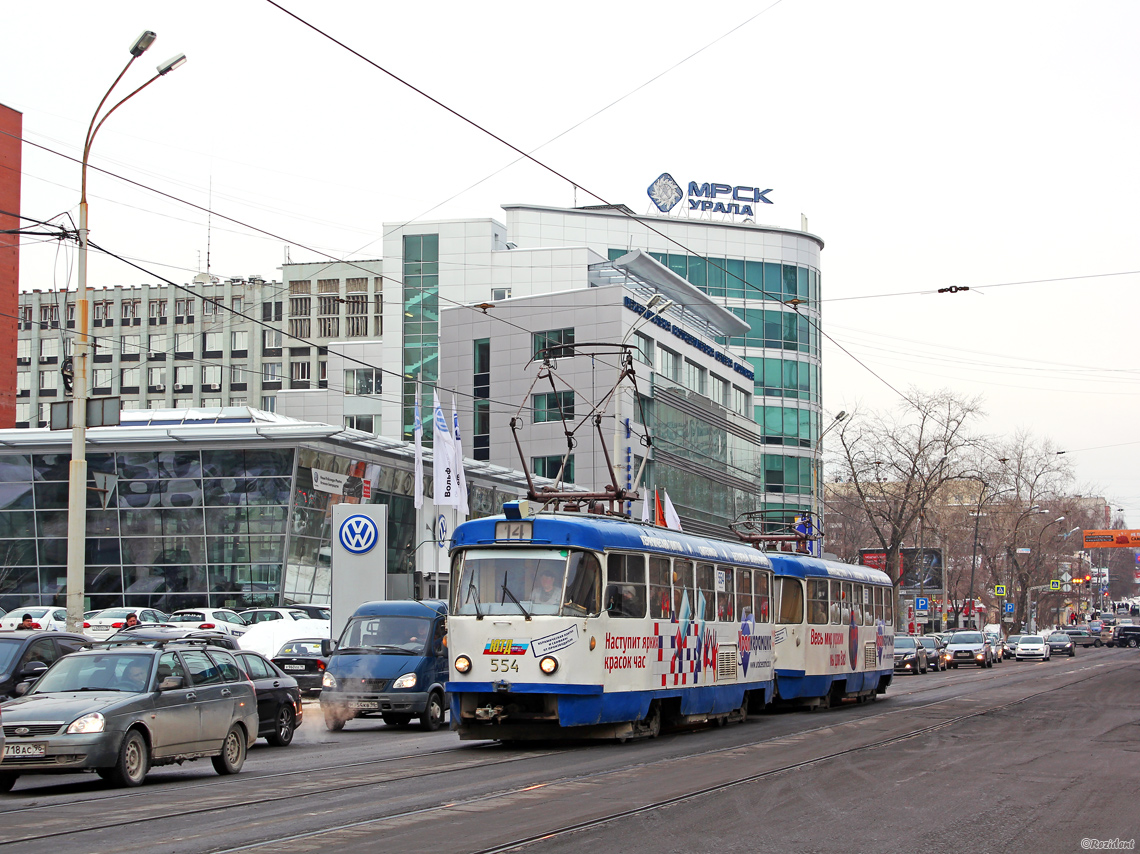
[{"x1": 647, "y1": 172, "x2": 773, "y2": 217}]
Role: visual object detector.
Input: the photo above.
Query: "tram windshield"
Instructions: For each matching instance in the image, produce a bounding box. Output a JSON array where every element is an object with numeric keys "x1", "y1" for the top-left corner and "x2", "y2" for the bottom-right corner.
[{"x1": 453, "y1": 548, "x2": 602, "y2": 617}]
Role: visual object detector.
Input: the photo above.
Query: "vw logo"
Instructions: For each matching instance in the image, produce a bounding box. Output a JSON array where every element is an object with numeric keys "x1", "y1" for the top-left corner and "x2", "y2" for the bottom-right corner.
[
  {"x1": 339, "y1": 514, "x2": 379, "y2": 555},
  {"x1": 14, "y1": 727, "x2": 29, "y2": 736}
]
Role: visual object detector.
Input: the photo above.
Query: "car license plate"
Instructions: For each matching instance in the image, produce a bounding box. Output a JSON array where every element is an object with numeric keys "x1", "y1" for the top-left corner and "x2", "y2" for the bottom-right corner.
[
  {"x1": 283, "y1": 665, "x2": 306, "y2": 670},
  {"x1": 92, "y1": 625, "x2": 109, "y2": 631},
  {"x1": 348, "y1": 701, "x2": 379, "y2": 710},
  {"x1": 3, "y1": 742, "x2": 46, "y2": 758}
]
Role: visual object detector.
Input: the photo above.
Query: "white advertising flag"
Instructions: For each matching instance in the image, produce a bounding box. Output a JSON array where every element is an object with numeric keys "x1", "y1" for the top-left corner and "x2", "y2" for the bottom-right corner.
[
  {"x1": 413, "y1": 385, "x2": 424, "y2": 509},
  {"x1": 432, "y1": 390, "x2": 458, "y2": 506},
  {"x1": 662, "y1": 489, "x2": 683, "y2": 532},
  {"x1": 451, "y1": 394, "x2": 469, "y2": 516}
]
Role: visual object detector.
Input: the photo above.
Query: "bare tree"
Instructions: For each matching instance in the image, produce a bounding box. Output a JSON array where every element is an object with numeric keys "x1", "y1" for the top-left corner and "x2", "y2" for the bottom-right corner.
[{"x1": 832, "y1": 389, "x2": 985, "y2": 627}]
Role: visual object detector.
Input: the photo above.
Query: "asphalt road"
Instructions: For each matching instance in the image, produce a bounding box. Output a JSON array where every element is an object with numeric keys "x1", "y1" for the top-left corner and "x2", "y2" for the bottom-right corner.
[{"x1": 1, "y1": 648, "x2": 1136, "y2": 854}]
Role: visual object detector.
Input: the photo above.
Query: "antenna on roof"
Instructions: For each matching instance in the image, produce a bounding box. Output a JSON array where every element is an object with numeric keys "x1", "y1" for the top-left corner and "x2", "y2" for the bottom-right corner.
[{"x1": 206, "y1": 176, "x2": 213, "y2": 276}]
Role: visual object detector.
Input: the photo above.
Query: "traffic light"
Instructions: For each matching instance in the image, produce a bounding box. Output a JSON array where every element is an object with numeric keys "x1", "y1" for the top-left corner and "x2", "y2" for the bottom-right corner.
[
  {"x1": 60, "y1": 358, "x2": 74, "y2": 395},
  {"x1": 1084, "y1": 573, "x2": 1092, "y2": 589}
]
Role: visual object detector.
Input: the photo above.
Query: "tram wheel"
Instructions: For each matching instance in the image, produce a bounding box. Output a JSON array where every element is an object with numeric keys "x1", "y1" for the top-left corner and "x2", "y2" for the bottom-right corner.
[{"x1": 641, "y1": 702, "x2": 661, "y2": 738}]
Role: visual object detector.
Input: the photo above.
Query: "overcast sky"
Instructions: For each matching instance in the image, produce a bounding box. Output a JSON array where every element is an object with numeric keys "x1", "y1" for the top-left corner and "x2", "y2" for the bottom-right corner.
[{"x1": 3, "y1": 1, "x2": 1138, "y2": 521}]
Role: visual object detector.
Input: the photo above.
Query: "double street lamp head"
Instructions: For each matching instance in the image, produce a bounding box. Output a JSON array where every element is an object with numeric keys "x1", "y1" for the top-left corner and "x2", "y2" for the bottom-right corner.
[
  {"x1": 129, "y1": 30, "x2": 156, "y2": 57},
  {"x1": 157, "y1": 53, "x2": 188, "y2": 76}
]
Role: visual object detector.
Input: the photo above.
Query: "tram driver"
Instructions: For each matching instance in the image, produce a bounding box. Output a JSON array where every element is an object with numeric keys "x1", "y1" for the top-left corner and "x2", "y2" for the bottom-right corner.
[{"x1": 531, "y1": 568, "x2": 562, "y2": 605}]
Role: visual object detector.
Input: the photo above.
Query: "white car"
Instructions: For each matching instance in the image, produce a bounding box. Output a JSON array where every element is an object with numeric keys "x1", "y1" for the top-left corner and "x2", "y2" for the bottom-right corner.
[
  {"x1": 166, "y1": 608, "x2": 248, "y2": 636},
  {"x1": 0, "y1": 607, "x2": 68, "y2": 632},
  {"x1": 239, "y1": 608, "x2": 312, "y2": 625},
  {"x1": 1014, "y1": 634, "x2": 1050, "y2": 661},
  {"x1": 83, "y1": 607, "x2": 168, "y2": 639}
]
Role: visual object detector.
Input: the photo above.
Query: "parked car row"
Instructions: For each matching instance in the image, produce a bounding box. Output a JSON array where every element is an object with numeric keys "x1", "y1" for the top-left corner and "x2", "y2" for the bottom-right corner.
[
  {"x1": 0, "y1": 604, "x2": 329, "y2": 640},
  {"x1": 892, "y1": 624, "x2": 1122, "y2": 675}
]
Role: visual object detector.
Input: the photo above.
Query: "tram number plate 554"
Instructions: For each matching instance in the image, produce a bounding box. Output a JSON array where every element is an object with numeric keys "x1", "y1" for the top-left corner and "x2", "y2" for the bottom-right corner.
[{"x1": 490, "y1": 659, "x2": 519, "y2": 673}]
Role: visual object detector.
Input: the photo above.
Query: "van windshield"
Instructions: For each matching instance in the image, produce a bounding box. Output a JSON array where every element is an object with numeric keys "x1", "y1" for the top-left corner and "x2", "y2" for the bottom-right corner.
[
  {"x1": 453, "y1": 547, "x2": 601, "y2": 617},
  {"x1": 338, "y1": 616, "x2": 431, "y2": 654}
]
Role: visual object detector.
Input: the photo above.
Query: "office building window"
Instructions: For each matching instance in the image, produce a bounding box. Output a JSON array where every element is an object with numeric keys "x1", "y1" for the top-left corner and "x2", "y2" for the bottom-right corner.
[
  {"x1": 16, "y1": 403, "x2": 30, "y2": 424},
  {"x1": 290, "y1": 361, "x2": 310, "y2": 387},
  {"x1": 711, "y1": 374, "x2": 730, "y2": 408},
  {"x1": 174, "y1": 366, "x2": 193, "y2": 386},
  {"x1": 633, "y1": 331, "x2": 654, "y2": 367},
  {"x1": 533, "y1": 327, "x2": 574, "y2": 359},
  {"x1": 40, "y1": 338, "x2": 58, "y2": 359},
  {"x1": 533, "y1": 391, "x2": 574, "y2": 423},
  {"x1": 17, "y1": 371, "x2": 30, "y2": 392},
  {"x1": 174, "y1": 333, "x2": 193, "y2": 353},
  {"x1": 39, "y1": 370, "x2": 57, "y2": 391},
  {"x1": 262, "y1": 301, "x2": 283, "y2": 321},
  {"x1": 318, "y1": 296, "x2": 340, "y2": 316},
  {"x1": 231, "y1": 365, "x2": 245, "y2": 384},
  {"x1": 148, "y1": 333, "x2": 166, "y2": 354},
  {"x1": 288, "y1": 318, "x2": 311, "y2": 338},
  {"x1": 231, "y1": 296, "x2": 243, "y2": 313},
  {"x1": 289, "y1": 297, "x2": 311, "y2": 317},
  {"x1": 202, "y1": 365, "x2": 222, "y2": 386},
  {"x1": 121, "y1": 367, "x2": 141, "y2": 388},
  {"x1": 17, "y1": 339, "x2": 30, "y2": 359},
  {"x1": 231, "y1": 331, "x2": 248, "y2": 351},
  {"x1": 148, "y1": 367, "x2": 167, "y2": 387},
  {"x1": 318, "y1": 317, "x2": 339, "y2": 338},
  {"x1": 344, "y1": 368, "x2": 379, "y2": 395},
  {"x1": 533, "y1": 455, "x2": 574, "y2": 483},
  {"x1": 203, "y1": 332, "x2": 222, "y2": 352},
  {"x1": 149, "y1": 300, "x2": 167, "y2": 318},
  {"x1": 93, "y1": 368, "x2": 112, "y2": 389},
  {"x1": 402, "y1": 233, "x2": 439, "y2": 440},
  {"x1": 264, "y1": 363, "x2": 282, "y2": 381},
  {"x1": 261, "y1": 395, "x2": 277, "y2": 413},
  {"x1": 660, "y1": 347, "x2": 681, "y2": 382},
  {"x1": 229, "y1": 396, "x2": 247, "y2": 407},
  {"x1": 289, "y1": 280, "x2": 311, "y2": 294},
  {"x1": 732, "y1": 386, "x2": 750, "y2": 417},
  {"x1": 683, "y1": 359, "x2": 707, "y2": 396},
  {"x1": 263, "y1": 329, "x2": 283, "y2": 350},
  {"x1": 121, "y1": 334, "x2": 141, "y2": 355},
  {"x1": 344, "y1": 414, "x2": 375, "y2": 433},
  {"x1": 346, "y1": 277, "x2": 368, "y2": 292}
]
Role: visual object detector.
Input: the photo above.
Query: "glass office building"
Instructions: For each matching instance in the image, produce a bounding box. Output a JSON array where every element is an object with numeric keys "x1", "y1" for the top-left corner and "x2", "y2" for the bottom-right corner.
[{"x1": 0, "y1": 408, "x2": 531, "y2": 612}]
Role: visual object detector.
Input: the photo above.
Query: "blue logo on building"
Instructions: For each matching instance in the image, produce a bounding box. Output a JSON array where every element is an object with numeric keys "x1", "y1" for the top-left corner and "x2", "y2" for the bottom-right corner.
[
  {"x1": 647, "y1": 173, "x2": 684, "y2": 213},
  {"x1": 339, "y1": 514, "x2": 379, "y2": 555}
]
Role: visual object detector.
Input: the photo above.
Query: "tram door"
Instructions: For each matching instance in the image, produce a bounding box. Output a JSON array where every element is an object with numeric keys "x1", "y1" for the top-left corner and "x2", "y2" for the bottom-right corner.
[{"x1": 774, "y1": 578, "x2": 804, "y2": 666}]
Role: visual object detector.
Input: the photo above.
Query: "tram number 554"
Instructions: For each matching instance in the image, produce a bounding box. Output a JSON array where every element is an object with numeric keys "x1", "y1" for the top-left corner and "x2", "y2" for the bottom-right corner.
[{"x1": 490, "y1": 659, "x2": 519, "y2": 673}]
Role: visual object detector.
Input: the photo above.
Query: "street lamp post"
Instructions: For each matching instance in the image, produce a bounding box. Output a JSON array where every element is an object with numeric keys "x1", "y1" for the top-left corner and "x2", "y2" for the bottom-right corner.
[{"x1": 65, "y1": 32, "x2": 186, "y2": 632}]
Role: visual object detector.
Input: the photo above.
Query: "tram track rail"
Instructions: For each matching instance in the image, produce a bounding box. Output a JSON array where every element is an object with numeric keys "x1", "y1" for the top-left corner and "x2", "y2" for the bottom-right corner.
[
  {"x1": 0, "y1": 653, "x2": 1126, "y2": 852},
  {"x1": 212, "y1": 657, "x2": 1132, "y2": 854}
]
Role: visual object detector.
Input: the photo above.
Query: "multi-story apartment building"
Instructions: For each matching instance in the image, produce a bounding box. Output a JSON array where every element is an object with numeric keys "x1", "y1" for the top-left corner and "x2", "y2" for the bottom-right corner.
[{"x1": 15, "y1": 261, "x2": 383, "y2": 427}]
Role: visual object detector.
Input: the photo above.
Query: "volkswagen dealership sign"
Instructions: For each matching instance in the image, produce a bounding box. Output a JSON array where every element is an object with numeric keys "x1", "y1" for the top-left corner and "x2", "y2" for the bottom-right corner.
[
  {"x1": 331, "y1": 504, "x2": 388, "y2": 640},
  {"x1": 339, "y1": 513, "x2": 379, "y2": 554}
]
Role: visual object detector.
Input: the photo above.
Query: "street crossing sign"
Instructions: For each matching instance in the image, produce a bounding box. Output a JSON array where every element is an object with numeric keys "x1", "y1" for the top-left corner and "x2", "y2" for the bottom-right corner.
[
  {"x1": 1050, "y1": 579, "x2": 1061, "y2": 591},
  {"x1": 994, "y1": 585, "x2": 1006, "y2": 596}
]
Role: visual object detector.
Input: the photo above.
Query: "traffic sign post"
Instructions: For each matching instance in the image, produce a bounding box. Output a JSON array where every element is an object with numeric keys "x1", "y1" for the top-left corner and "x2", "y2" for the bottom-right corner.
[{"x1": 994, "y1": 585, "x2": 1006, "y2": 596}]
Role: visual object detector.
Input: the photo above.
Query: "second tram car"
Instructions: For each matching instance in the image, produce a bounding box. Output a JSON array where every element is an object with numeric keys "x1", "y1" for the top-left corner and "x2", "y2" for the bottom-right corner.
[{"x1": 445, "y1": 504, "x2": 894, "y2": 740}]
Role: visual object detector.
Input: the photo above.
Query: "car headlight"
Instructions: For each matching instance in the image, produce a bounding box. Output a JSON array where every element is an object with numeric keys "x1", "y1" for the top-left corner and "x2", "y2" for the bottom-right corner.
[
  {"x1": 322, "y1": 671, "x2": 337, "y2": 690},
  {"x1": 539, "y1": 656, "x2": 558, "y2": 675},
  {"x1": 454, "y1": 655, "x2": 472, "y2": 674},
  {"x1": 976, "y1": 652, "x2": 984, "y2": 658},
  {"x1": 392, "y1": 672, "x2": 417, "y2": 690},
  {"x1": 67, "y1": 712, "x2": 105, "y2": 734}
]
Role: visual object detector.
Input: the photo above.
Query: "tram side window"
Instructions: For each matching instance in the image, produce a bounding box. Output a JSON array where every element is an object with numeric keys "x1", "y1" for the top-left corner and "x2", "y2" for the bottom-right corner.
[
  {"x1": 841, "y1": 582, "x2": 854, "y2": 625},
  {"x1": 736, "y1": 568, "x2": 753, "y2": 621},
  {"x1": 852, "y1": 584, "x2": 864, "y2": 625},
  {"x1": 564, "y1": 551, "x2": 602, "y2": 616},
  {"x1": 776, "y1": 578, "x2": 803, "y2": 624},
  {"x1": 807, "y1": 579, "x2": 829, "y2": 625},
  {"x1": 830, "y1": 580, "x2": 843, "y2": 625},
  {"x1": 695, "y1": 563, "x2": 715, "y2": 621},
  {"x1": 874, "y1": 586, "x2": 884, "y2": 622},
  {"x1": 717, "y1": 566, "x2": 735, "y2": 621},
  {"x1": 649, "y1": 557, "x2": 672, "y2": 619},
  {"x1": 674, "y1": 560, "x2": 694, "y2": 618},
  {"x1": 605, "y1": 553, "x2": 646, "y2": 619},
  {"x1": 756, "y1": 572, "x2": 771, "y2": 622},
  {"x1": 884, "y1": 592, "x2": 894, "y2": 626}
]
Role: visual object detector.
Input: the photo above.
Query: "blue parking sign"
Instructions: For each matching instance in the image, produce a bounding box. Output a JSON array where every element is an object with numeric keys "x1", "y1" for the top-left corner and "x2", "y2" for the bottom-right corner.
[
  {"x1": 1004, "y1": 602, "x2": 1015, "y2": 614},
  {"x1": 915, "y1": 596, "x2": 929, "y2": 611}
]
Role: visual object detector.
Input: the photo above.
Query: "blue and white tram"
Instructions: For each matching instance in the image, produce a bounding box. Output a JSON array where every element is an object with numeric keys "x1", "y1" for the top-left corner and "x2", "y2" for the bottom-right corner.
[
  {"x1": 446, "y1": 507, "x2": 778, "y2": 740},
  {"x1": 766, "y1": 554, "x2": 895, "y2": 709}
]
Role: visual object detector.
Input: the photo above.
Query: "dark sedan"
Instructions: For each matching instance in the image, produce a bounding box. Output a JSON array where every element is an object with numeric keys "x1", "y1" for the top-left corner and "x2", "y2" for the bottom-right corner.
[
  {"x1": 0, "y1": 631, "x2": 91, "y2": 702},
  {"x1": 233, "y1": 650, "x2": 302, "y2": 747},
  {"x1": 917, "y1": 636, "x2": 947, "y2": 672},
  {"x1": 271, "y1": 638, "x2": 328, "y2": 694},
  {"x1": 1047, "y1": 632, "x2": 1075, "y2": 657},
  {"x1": 893, "y1": 637, "x2": 928, "y2": 674}
]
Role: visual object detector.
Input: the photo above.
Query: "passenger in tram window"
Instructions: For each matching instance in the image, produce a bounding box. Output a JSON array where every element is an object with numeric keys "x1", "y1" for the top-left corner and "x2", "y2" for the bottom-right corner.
[
  {"x1": 756, "y1": 573, "x2": 771, "y2": 622},
  {"x1": 531, "y1": 569, "x2": 561, "y2": 605},
  {"x1": 649, "y1": 557, "x2": 672, "y2": 619},
  {"x1": 736, "y1": 568, "x2": 753, "y2": 622},
  {"x1": 852, "y1": 585, "x2": 864, "y2": 625},
  {"x1": 873, "y1": 587, "x2": 884, "y2": 622},
  {"x1": 695, "y1": 563, "x2": 715, "y2": 621},
  {"x1": 674, "y1": 560, "x2": 694, "y2": 617},
  {"x1": 830, "y1": 580, "x2": 843, "y2": 625},
  {"x1": 807, "y1": 579, "x2": 829, "y2": 625},
  {"x1": 717, "y1": 567, "x2": 735, "y2": 621},
  {"x1": 841, "y1": 582, "x2": 853, "y2": 624}
]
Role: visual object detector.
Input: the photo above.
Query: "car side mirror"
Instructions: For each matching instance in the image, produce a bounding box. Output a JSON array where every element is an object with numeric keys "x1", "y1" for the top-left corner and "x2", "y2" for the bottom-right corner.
[
  {"x1": 159, "y1": 676, "x2": 184, "y2": 691},
  {"x1": 18, "y1": 660, "x2": 48, "y2": 679},
  {"x1": 14, "y1": 682, "x2": 30, "y2": 696},
  {"x1": 321, "y1": 639, "x2": 334, "y2": 658}
]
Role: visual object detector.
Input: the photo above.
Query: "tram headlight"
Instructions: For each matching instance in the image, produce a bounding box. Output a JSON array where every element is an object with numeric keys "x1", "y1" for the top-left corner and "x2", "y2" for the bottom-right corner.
[
  {"x1": 539, "y1": 655, "x2": 558, "y2": 675},
  {"x1": 454, "y1": 655, "x2": 472, "y2": 674}
]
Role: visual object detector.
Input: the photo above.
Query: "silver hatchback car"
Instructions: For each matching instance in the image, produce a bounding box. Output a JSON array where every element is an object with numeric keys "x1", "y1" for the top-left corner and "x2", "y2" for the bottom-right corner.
[{"x1": 0, "y1": 642, "x2": 257, "y2": 791}]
